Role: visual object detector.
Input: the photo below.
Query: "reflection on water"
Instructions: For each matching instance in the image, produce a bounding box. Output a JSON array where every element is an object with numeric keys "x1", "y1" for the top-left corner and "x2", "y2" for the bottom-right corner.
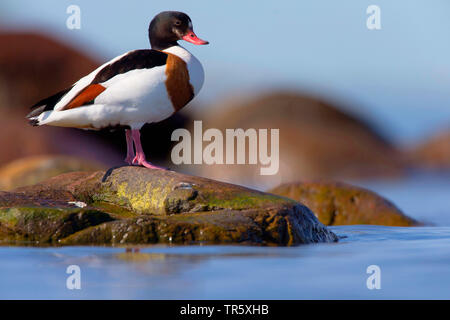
[{"x1": 0, "y1": 174, "x2": 449, "y2": 299}]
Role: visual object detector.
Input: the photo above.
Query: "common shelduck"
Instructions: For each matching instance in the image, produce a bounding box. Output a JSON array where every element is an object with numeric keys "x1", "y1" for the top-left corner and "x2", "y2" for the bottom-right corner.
[{"x1": 27, "y1": 11, "x2": 208, "y2": 169}]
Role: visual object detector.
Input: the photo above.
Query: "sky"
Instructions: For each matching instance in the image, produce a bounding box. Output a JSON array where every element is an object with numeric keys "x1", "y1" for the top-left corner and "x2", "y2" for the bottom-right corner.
[{"x1": 1, "y1": 0, "x2": 450, "y2": 143}]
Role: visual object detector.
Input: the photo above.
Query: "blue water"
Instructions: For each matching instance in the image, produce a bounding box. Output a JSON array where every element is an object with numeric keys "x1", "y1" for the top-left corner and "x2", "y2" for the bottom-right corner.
[{"x1": 0, "y1": 173, "x2": 449, "y2": 300}]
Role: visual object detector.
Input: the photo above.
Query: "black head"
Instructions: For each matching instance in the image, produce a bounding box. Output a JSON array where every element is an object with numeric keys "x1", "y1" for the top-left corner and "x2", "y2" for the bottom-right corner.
[{"x1": 148, "y1": 11, "x2": 208, "y2": 50}]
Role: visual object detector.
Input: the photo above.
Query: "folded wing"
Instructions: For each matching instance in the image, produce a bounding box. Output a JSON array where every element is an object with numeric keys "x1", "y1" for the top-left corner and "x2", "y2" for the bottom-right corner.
[{"x1": 27, "y1": 49, "x2": 169, "y2": 118}]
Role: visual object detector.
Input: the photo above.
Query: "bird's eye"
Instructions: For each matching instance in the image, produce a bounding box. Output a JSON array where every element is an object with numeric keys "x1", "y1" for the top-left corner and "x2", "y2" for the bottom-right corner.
[{"x1": 174, "y1": 20, "x2": 181, "y2": 26}]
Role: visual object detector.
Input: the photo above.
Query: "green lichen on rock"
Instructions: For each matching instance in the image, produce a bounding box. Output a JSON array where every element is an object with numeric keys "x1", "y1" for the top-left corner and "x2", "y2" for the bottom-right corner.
[
  {"x1": 0, "y1": 167, "x2": 338, "y2": 246},
  {"x1": 0, "y1": 206, "x2": 113, "y2": 243},
  {"x1": 269, "y1": 181, "x2": 418, "y2": 226},
  {"x1": 91, "y1": 167, "x2": 298, "y2": 215}
]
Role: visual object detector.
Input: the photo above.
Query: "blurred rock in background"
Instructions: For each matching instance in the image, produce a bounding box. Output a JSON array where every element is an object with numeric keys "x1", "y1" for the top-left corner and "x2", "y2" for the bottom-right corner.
[
  {"x1": 269, "y1": 181, "x2": 417, "y2": 226},
  {"x1": 185, "y1": 92, "x2": 405, "y2": 189},
  {"x1": 0, "y1": 32, "x2": 99, "y2": 109},
  {"x1": 406, "y1": 129, "x2": 450, "y2": 171},
  {"x1": 0, "y1": 155, "x2": 104, "y2": 191},
  {"x1": 0, "y1": 31, "x2": 191, "y2": 174}
]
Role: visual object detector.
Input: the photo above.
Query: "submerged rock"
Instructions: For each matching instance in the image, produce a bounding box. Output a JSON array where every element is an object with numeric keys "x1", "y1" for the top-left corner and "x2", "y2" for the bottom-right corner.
[
  {"x1": 0, "y1": 167, "x2": 338, "y2": 246},
  {"x1": 269, "y1": 182, "x2": 418, "y2": 226}
]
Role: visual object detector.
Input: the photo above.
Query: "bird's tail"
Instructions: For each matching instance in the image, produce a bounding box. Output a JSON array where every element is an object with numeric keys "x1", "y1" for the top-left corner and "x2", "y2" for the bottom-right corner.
[
  {"x1": 28, "y1": 118, "x2": 40, "y2": 126},
  {"x1": 26, "y1": 106, "x2": 46, "y2": 126},
  {"x1": 26, "y1": 86, "x2": 73, "y2": 126}
]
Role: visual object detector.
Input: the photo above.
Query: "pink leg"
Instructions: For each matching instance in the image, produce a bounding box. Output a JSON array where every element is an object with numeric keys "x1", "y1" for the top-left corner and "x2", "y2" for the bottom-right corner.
[
  {"x1": 131, "y1": 129, "x2": 164, "y2": 169},
  {"x1": 124, "y1": 129, "x2": 135, "y2": 165}
]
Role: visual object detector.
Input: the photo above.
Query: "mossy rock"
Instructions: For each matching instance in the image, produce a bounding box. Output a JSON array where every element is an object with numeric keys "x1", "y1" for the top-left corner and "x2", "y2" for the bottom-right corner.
[
  {"x1": 0, "y1": 207, "x2": 113, "y2": 243},
  {"x1": 269, "y1": 182, "x2": 418, "y2": 226},
  {"x1": 0, "y1": 167, "x2": 338, "y2": 246}
]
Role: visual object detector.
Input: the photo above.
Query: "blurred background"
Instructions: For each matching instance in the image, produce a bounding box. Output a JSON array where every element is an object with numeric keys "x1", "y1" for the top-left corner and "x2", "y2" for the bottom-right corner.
[{"x1": 0, "y1": 0, "x2": 449, "y2": 192}]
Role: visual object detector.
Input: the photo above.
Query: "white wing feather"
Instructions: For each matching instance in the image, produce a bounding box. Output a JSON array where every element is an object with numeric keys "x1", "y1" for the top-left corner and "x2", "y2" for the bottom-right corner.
[{"x1": 54, "y1": 51, "x2": 132, "y2": 111}]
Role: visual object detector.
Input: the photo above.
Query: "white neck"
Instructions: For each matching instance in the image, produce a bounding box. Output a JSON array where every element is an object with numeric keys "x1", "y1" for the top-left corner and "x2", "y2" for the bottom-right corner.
[{"x1": 163, "y1": 45, "x2": 193, "y2": 63}]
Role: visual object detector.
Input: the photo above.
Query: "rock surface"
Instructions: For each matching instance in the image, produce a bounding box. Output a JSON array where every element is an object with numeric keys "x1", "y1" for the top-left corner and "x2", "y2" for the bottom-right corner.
[
  {"x1": 0, "y1": 167, "x2": 338, "y2": 246},
  {"x1": 269, "y1": 182, "x2": 418, "y2": 226}
]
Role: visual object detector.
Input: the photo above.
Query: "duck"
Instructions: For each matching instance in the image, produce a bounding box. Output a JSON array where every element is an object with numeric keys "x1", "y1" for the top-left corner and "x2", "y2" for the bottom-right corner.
[{"x1": 26, "y1": 11, "x2": 208, "y2": 169}]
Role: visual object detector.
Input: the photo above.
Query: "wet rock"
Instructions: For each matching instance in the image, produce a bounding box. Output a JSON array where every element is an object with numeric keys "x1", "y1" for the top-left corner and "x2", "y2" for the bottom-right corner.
[
  {"x1": 269, "y1": 182, "x2": 418, "y2": 226},
  {"x1": 0, "y1": 155, "x2": 105, "y2": 191},
  {"x1": 188, "y1": 92, "x2": 404, "y2": 189},
  {"x1": 0, "y1": 167, "x2": 338, "y2": 246},
  {"x1": 0, "y1": 207, "x2": 113, "y2": 243}
]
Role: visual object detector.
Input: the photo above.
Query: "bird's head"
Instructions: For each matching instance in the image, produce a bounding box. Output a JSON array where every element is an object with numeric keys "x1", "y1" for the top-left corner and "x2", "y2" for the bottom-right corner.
[{"x1": 149, "y1": 11, "x2": 209, "y2": 50}]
